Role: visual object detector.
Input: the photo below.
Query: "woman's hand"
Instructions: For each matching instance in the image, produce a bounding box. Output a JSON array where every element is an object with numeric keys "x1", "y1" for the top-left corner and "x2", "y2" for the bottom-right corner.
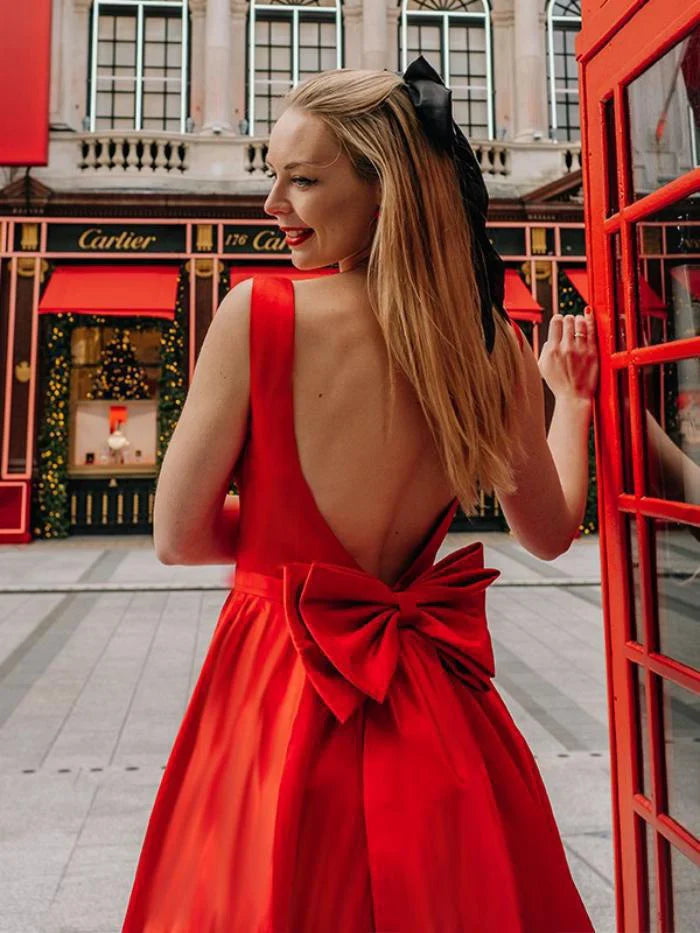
[{"x1": 538, "y1": 310, "x2": 599, "y2": 401}]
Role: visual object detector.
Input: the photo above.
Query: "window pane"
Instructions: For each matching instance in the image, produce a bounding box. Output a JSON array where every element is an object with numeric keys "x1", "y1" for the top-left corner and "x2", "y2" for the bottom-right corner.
[
  {"x1": 670, "y1": 845, "x2": 700, "y2": 932},
  {"x1": 661, "y1": 678, "x2": 700, "y2": 837},
  {"x1": 651, "y1": 520, "x2": 700, "y2": 672},
  {"x1": 144, "y1": 42, "x2": 165, "y2": 69},
  {"x1": 640, "y1": 359, "x2": 700, "y2": 506},
  {"x1": 166, "y1": 43, "x2": 182, "y2": 69},
  {"x1": 624, "y1": 514, "x2": 643, "y2": 642},
  {"x1": 142, "y1": 94, "x2": 163, "y2": 119},
  {"x1": 98, "y1": 15, "x2": 115, "y2": 40},
  {"x1": 320, "y1": 46, "x2": 336, "y2": 70},
  {"x1": 627, "y1": 24, "x2": 700, "y2": 200},
  {"x1": 634, "y1": 194, "x2": 700, "y2": 347},
  {"x1": 115, "y1": 16, "x2": 135, "y2": 41},
  {"x1": 632, "y1": 663, "x2": 652, "y2": 795},
  {"x1": 271, "y1": 46, "x2": 290, "y2": 70},
  {"x1": 145, "y1": 16, "x2": 165, "y2": 41},
  {"x1": 643, "y1": 819, "x2": 658, "y2": 931}
]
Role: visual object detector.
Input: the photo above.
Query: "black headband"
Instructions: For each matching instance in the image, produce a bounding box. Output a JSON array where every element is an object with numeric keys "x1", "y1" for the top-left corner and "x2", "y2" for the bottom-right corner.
[{"x1": 401, "y1": 54, "x2": 508, "y2": 353}]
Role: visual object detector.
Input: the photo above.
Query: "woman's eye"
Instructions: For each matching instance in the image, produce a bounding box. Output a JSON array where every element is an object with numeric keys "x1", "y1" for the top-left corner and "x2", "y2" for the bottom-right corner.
[{"x1": 266, "y1": 171, "x2": 315, "y2": 188}]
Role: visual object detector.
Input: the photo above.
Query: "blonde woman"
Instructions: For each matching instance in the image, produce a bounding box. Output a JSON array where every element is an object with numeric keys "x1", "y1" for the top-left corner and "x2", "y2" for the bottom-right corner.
[{"x1": 123, "y1": 57, "x2": 597, "y2": 932}]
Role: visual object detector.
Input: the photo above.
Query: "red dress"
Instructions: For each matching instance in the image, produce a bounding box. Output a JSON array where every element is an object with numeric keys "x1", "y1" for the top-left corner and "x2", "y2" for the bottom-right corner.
[{"x1": 122, "y1": 275, "x2": 594, "y2": 933}]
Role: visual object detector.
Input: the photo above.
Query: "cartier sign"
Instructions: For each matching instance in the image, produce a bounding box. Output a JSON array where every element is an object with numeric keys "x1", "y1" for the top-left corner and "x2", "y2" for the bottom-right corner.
[
  {"x1": 44, "y1": 224, "x2": 186, "y2": 253},
  {"x1": 223, "y1": 225, "x2": 290, "y2": 255}
]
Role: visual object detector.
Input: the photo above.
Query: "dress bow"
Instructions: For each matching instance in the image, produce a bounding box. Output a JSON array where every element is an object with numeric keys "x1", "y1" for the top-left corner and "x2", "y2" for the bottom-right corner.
[{"x1": 281, "y1": 542, "x2": 499, "y2": 724}]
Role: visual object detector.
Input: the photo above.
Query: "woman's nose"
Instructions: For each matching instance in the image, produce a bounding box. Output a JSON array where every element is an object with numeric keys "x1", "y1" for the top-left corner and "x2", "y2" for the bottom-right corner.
[{"x1": 263, "y1": 184, "x2": 287, "y2": 217}]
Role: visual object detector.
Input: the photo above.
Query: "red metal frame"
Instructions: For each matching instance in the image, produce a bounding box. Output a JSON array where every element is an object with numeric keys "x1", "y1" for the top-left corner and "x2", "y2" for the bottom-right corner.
[{"x1": 578, "y1": 3, "x2": 700, "y2": 931}]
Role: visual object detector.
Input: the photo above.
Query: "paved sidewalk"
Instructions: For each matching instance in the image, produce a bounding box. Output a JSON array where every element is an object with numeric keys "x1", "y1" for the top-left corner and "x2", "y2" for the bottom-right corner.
[{"x1": 0, "y1": 531, "x2": 615, "y2": 933}]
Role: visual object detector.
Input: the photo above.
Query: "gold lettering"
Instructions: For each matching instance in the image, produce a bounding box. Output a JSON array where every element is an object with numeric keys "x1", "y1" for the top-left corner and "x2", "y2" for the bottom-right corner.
[
  {"x1": 252, "y1": 229, "x2": 286, "y2": 252},
  {"x1": 78, "y1": 228, "x2": 101, "y2": 249},
  {"x1": 224, "y1": 232, "x2": 250, "y2": 248},
  {"x1": 77, "y1": 228, "x2": 159, "y2": 251}
]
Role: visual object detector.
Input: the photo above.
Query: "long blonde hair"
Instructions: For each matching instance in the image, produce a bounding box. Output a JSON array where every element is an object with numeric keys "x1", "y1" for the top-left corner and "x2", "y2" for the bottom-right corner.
[{"x1": 283, "y1": 68, "x2": 525, "y2": 514}]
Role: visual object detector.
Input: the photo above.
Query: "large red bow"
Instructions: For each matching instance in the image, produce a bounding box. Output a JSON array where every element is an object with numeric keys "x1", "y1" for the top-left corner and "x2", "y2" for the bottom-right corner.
[{"x1": 281, "y1": 542, "x2": 499, "y2": 724}]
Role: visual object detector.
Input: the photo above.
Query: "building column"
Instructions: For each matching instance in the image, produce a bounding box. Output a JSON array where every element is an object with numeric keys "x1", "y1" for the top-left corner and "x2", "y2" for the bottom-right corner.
[
  {"x1": 362, "y1": 0, "x2": 387, "y2": 71},
  {"x1": 385, "y1": 1, "x2": 400, "y2": 74},
  {"x1": 189, "y1": 0, "x2": 206, "y2": 129},
  {"x1": 342, "y1": 0, "x2": 362, "y2": 70},
  {"x1": 513, "y1": 0, "x2": 547, "y2": 141},
  {"x1": 231, "y1": 0, "x2": 248, "y2": 132},
  {"x1": 491, "y1": 4, "x2": 514, "y2": 140},
  {"x1": 201, "y1": 0, "x2": 234, "y2": 132},
  {"x1": 49, "y1": 0, "x2": 63, "y2": 126},
  {"x1": 68, "y1": 0, "x2": 92, "y2": 130}
]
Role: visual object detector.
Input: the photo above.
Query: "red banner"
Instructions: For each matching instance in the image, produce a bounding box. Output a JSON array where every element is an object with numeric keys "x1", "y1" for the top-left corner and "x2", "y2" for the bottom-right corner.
[{"x1": 0, "y1": 1, "x2": 52, "y2": 165}]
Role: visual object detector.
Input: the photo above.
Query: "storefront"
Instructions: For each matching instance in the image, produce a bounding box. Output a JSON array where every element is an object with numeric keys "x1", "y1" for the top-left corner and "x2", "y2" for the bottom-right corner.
[{"x1": 0, "y1": 179, "x2": 585, "y2": 541}]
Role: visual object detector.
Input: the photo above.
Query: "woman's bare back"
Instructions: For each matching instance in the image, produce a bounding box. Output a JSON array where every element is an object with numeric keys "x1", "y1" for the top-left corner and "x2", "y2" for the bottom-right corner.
[{"x1": 291, "y1": 275, "x2": 455, "y2": 584}]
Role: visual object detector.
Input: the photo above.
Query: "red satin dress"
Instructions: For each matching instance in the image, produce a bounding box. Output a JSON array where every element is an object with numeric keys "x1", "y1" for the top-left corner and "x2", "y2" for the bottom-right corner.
[{"x1": 122, "y1": 275, "x2": 594, "y2": 932}]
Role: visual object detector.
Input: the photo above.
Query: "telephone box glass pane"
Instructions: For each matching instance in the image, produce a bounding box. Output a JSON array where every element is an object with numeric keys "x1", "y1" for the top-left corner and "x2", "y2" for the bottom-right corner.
[
  {"x1": 670, "y1": 845, "x2": 700, "y2": 933},
  {"x1": 640, "y1": 358, "x2": 700, "y2": 506},
  {"x1": 624, "y1": 514, "x2": 642, "y2": 642},
  {"x1": 627, "y1": 26, "x2": 700, "y2": 201},
  {"x1": 635, "y1": 194, "x2": 700, "y2": 347},
  {"x1": 651, "y1": 519, "x2": 700, "y2": 673},
  {"x1": 643, "y1": 818, "x2": 658, "y2": 932},
  {"x1": 618, "y1": 370, "x2": 635, "y2": 493},
  {"x1": 661, "y1": 678, "x2": 700, "y2": 837},
  {"x1": 633, "y1": 662, "x2": 652, "y2": 795}
]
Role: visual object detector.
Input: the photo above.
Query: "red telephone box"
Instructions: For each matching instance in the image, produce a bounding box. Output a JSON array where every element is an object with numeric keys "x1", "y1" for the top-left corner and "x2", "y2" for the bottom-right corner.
[{"x1": 578, "y1": 2, "x2": 699, "y2": 930}]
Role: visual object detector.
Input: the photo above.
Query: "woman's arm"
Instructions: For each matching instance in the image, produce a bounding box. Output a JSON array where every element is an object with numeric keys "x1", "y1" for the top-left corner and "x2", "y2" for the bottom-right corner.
[
  {"x1": 153, "y1": 280, "x2": 252, "y2": 565},
  {"x1": 495, "y1": 311, "x2": 599, "y2": 560},
  {"x1": 159, "y1": 494, "x2": 241, "y2": 565}
]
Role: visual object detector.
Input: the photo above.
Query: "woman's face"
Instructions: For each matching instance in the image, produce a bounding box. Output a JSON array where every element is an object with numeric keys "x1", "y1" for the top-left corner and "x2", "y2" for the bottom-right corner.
[{"x1": 263, "y1": 107, "x2": 380, "y2": 273}]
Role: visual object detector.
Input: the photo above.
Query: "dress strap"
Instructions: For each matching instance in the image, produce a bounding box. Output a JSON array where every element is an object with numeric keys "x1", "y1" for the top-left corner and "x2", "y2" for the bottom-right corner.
[{"x1": 249, "y1": 275, "x2": 295, "y2": 424}]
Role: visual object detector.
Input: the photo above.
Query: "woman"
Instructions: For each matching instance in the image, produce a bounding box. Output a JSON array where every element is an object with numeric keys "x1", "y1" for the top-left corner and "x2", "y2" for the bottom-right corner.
[{"x1": 122, "y1": 57, "x2": 598, "y2": 932}]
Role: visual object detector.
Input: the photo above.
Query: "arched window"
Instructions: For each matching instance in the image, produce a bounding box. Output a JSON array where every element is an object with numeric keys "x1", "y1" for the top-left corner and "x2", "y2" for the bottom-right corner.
[
  {"x1": 248, "y1": 0, "x2": 342, "y2": 136},
  {"x1": 546, "y1": 0, "x2": 581, "y2": 141},
  {"x1": 87, "y1": 0, "x2": 190, "y2": 133},
  {"x1": 399, "y1": 0, "x2": 494, "y2": 140}
]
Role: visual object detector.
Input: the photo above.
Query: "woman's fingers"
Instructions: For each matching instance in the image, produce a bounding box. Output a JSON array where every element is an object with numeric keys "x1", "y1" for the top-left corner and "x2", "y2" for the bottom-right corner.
[
  {"x1": 584, "y1": 308, "x2": 596, "y2": 344},
  {"x1": 549, "y1": 313, "x2": 564, "y2": 344},
  {"x1": 562, "y1": 313, "x2": 577, "y2": 344}
]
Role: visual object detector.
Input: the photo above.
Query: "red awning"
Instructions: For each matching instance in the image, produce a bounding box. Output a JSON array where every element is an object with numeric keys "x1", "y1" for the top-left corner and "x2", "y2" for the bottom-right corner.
[
  {"x1": 563, "y1": 267, "x2": 590, "y2": 305},
  {"x1": 503, "y1": 269, "x2": 543, "y2": 322},
  {"x1": 38, "y1": 266, "x2": 179, "y2": 320},
  {"x1": 230, "y1": 265, "x2": 338, "y2": 289},
  {"x1": 565, "y1": 266, "x2": 667, "y2": 313}
]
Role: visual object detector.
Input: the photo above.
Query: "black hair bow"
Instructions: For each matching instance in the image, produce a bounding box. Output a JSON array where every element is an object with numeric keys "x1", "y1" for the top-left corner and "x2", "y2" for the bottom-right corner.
[{"x1": 401, "y1": 54, "x2": 508, "y2": 353}]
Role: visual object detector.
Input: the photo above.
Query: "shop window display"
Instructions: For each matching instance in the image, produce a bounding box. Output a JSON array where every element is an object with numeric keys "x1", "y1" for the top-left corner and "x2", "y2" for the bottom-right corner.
[{"x1": 70, "y1": 325, "x2": 161, "y2": 475}]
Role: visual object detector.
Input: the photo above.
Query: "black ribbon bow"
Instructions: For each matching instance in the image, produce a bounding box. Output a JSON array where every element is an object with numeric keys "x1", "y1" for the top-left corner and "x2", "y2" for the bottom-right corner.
[{"x1": 401, "y1": 54, "x2": 508, "y2": 353}]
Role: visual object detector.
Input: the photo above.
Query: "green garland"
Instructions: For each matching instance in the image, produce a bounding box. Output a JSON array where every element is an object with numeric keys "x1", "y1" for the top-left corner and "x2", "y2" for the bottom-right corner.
[
  {"x1": 33, "y1": 263, "x2": 189, "y2": 538},
  {"x1": 33, "y1": 312, "x2": 73, "y2": 538},
  {"x1": 156, "y1": 265, "x2": 188, "y2": 467}
]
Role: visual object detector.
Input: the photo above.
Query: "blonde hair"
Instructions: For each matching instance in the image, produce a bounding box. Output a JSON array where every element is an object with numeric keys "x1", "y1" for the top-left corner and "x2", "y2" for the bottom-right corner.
[{"x1": 283, "y1": 69, "x2": 525, "y2": 514}]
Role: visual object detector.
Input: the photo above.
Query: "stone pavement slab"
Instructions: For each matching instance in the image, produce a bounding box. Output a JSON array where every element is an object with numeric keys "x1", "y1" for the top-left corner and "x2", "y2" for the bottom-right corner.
[{"x1": 0, "y1": 532, "x2": 615, "y2": 933}]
